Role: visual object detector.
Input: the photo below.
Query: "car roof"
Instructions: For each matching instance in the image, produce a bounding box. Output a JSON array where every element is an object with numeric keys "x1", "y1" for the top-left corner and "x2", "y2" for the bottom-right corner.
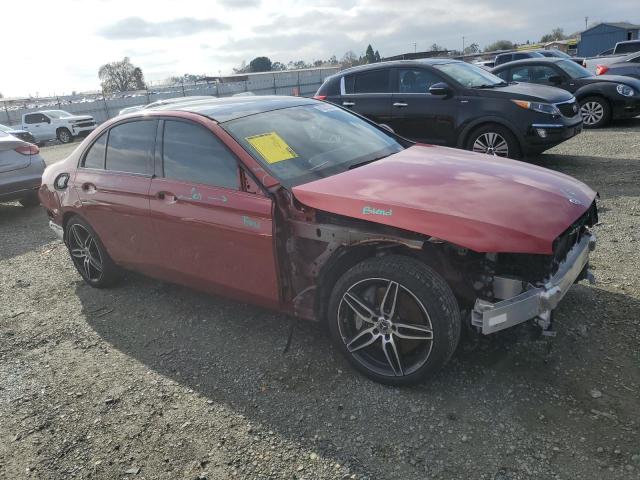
[
  {"x1": 492, "y1": 57, "x2": 564, "y2": 70},
  {"x1": 337, "y1": 58, "x2": 461, "y2": 76},
  {"x1": 148, "y1": 95, "x2": 317, "y2": 123}
]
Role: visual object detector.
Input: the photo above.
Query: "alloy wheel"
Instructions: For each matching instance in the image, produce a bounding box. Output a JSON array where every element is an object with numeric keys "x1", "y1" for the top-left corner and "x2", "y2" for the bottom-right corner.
[
  {"x1": 472, "y1": 132, "x2": 509, "y2": 157},
  {"x1": 580, "y1": 101, "x2": 604, "y2": 126},
  {"x1": 337, "y1": 277, "x2": 434, "y2": 377},
  {"x1": 68, "y1": 224, "x2": 103, "y2": 282},
  {"x1": 59, "y1": 130, "x2": 71, "y2": 143}
]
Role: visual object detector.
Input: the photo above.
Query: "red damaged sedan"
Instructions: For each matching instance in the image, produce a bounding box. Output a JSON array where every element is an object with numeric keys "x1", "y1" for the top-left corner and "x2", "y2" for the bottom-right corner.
[{"x1": 40, "y1": 96, "x2": 597, "y2": 385}]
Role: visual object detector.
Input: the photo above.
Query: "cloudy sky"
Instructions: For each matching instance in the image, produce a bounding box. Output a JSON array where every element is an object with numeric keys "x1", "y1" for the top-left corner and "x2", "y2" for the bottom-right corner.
[{"x1": 2, "y1": 0, "x2": 638, "y2": 97}]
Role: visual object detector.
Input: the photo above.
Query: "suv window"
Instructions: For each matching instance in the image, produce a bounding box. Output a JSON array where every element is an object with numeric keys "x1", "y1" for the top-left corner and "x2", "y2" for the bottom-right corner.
[
  {"x1": 25, "y1": 113, "x2": 47, "y2": 124},
  {"x1": 397, "y1": 68, "x2": 442, "y2": 93},
  {"x1": 511, "y1": 65, "x2": 558, "y2": 84},
  {"x1": 105, "y1": 120, "x2": 156, "y2": 174},
  {"x1": 162, "y1": 120, "x2": 239, "y2": 189},
  {"x1": 616, "y1": 42, "x2": 640, "y2": 54},
  {"x1": 83, "y1": 132, "x2": 107, "y2": 169},
  {"x1": 352, "y1": 69, "x2": 390, "y2": 94}
]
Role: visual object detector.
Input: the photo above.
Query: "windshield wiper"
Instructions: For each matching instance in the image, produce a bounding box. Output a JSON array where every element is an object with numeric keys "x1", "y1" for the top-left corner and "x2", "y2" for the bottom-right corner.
[
  {"x1": 348, "y1": 154, "x2": 390, "y2": 170},
  {"x1": 475, "y1": 82, "x2": 507, "y2": 89}
]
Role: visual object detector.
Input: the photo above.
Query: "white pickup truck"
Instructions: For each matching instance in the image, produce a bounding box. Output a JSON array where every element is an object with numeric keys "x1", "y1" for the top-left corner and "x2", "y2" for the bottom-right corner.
[
  {"x1": 21, "y1": 110, "x2": 97, "y2": 144},
  {"x1": 583, "y1": 40, "x2": 640, "y2": 73}
]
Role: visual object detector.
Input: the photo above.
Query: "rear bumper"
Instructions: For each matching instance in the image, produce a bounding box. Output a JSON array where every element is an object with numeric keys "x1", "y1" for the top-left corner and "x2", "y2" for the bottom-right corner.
[
  {"x1": 0, "y1": 158, "x2": 45, "y2": 201},
  {"x1": 472, "y1": 232, "x2": 596, "y2": 334},
  {"x1": 522, "y1": 119, "x2": 583, "y2": 154}
]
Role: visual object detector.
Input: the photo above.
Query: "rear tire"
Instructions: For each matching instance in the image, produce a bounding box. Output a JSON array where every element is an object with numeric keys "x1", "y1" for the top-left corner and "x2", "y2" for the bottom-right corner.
[
  {"x1": 19, "y1": 192, "x2": 40, "y2": 207},
  {"x1": 65, "y1": 216, "x2": 120, "y2": 288},
  {"x1": 579, "y1": 96, "x2": 611, "y2": 128},
  {"x1": 327, "y1": 255, "x2": 461, "y2": 386},
  {"x1": 466, "y1": 123, "x2": 521, "y2": 159},
  {"x1": 57, "y1": 128, "x2": 73, "y2": 144}
]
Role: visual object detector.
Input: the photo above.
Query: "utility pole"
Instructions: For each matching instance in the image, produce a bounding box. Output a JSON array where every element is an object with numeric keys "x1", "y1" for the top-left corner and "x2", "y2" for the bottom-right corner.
[
  {"x1": 462, "y1": 36, "x2": 465, "y2": 55},
  {"x1": 585, "y1": 16, "x2": 588, "y2": 30},
  {"x1": 413, "y1": 42, "x2": 417, "y2": 53}
]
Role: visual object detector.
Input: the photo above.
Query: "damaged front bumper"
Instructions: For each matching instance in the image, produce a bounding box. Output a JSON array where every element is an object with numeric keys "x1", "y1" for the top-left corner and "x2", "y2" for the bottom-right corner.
[{"x1": 472, "y1": 232, "x2": 596, "y2": 334}]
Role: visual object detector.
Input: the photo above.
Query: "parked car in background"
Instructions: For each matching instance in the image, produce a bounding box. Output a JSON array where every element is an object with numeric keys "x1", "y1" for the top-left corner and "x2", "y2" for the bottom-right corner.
[
  {"x1": 535, "y1": 49, "x2": 584, "y2": 65},
  {"x1": 0, "y1": 131, "x2": 45, "y2": 206},
  {"x1": 491, "y1": 58, "x2": 640, "y2": 128},
  {"x1": 594, "y1": 51, "x2": 640, "y2": 79},
  {"x1": 494, "y1": 51, "x2": 545, "y2": 66},
  {"x1": 315, "y1": 59, "x2": 582, "y2": 159},
  {"x1": 472, "y1": 59, "x2": 495, "y2": 69},
  {"x1": 39, "y1": 96, "x2": 598, "y2": 385},
  {"x1": 0, "y1": 123, "x2": 36, "y2": 144},
  {"x1": 21, "y1": 110, "x2": 96, "y2": 144},
  {"x1": 118, "y1": 96, "x2": 213, "y2": 115},
  {"x1": 583, "y1": 40, "x2": 640, "y2": 73}
]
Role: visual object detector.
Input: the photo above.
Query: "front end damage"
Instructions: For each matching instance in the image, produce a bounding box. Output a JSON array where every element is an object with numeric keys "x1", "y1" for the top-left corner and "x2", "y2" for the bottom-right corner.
[{"x1": 277, "y1": 187, "x2": 598, "y2": 336}]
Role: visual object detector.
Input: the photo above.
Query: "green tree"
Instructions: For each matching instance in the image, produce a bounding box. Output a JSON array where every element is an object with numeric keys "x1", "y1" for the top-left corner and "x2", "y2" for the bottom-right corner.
[
  {"x1": 271, "y1": 61, "x2": 286, "y2": 71},
  {"x1": 430, "y1": 43, "x2": 446, "y2": 52},
  {"x1": 463, "y1": 43, "x2": 480, "y2": 55},
  {"x1": 540, "y1": 27, "x2": 566, "y2": 43},
  {"x1": 340, "y1": 51, "x2": 358, "y2": 68},
  {"x1": 98, "y1": 57, "x2": 146, "y2": 93},
  {"x1": 249, "y1": 56, "x2": 272, "y2": 72},
  {"x1": 365, "y1": 44, "x2": 376, "y2": 63},
  {"x1": 374, "y1": 50, "x2": 381, "y2": 62},
  {"x1": 288, "y1": 60, "x2": 311, "y2": 70},
  {"x1": 484, "y1": 40, "x2": 515, "y2": 52}
]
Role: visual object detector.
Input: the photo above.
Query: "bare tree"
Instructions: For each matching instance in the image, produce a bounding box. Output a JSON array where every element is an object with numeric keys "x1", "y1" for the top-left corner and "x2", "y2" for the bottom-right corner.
[{"x1": 98, "y1": 57, "x2": 146, "y2": 94}]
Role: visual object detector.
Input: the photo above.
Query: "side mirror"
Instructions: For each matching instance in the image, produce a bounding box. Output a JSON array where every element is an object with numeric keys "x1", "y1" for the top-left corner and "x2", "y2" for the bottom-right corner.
[
  {"x1": 44, "y1": 117, "x2": 51, "y2": 124},
  {"x1": 429, "y1": 82, "x2": 451, "y2": 96},
  {"x1": 548, "y1": 75, "x2": 563, "y2": 85}
]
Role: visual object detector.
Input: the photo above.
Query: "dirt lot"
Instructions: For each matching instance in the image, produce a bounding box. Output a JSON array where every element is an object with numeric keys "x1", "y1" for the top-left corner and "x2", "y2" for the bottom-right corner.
[{"x1": 1, "y1": 123, "x2": 639, "y2": 480}]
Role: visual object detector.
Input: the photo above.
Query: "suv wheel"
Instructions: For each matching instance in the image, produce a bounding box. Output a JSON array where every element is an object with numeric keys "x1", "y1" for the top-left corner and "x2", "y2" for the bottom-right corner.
[
  {"x1": 467, "y1": 124, "x2": 521, "y2": 159},
  {"x1": 65, "y1": 216, "x2": 120, "y2": 288},
  {"x1": 579, "y1": 96, "x2": 611, "y2": 128},
  {"x1": 327, "y1": 255, "x2": 461, "y2": 385},
  {"x1": 57, "y1": 128, "x2": 73, "y2": 144}
]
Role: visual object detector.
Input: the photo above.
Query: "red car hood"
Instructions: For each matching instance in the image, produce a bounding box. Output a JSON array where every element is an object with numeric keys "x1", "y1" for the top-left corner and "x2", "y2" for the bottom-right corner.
[{"x1": 292, "y1": 145, "x2": 596, "y2": 254}]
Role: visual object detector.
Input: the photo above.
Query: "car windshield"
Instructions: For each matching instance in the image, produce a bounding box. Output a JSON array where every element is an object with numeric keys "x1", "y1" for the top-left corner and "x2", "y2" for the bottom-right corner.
[
  {"x1": 44, "y1": 110, "x2": 73, "y2": 118},
  {"x1": 434, "y1": 62, "x2": 506, "y2": 88},
  {"x1": 557, "y1": 59, "x2": 592, "y2": 79},
  {"x1": 223, "y1": 104, "x2": 405, "y2": 188}
]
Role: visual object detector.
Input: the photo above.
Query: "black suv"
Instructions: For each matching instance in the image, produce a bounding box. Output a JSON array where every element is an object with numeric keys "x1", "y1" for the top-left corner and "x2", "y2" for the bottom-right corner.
[
  {"x1": 315, "y1": 59, "x2": 582, "y2": 159},
  {"x1": 491, "y1": 58, "x2": 640, "y2": 128}
]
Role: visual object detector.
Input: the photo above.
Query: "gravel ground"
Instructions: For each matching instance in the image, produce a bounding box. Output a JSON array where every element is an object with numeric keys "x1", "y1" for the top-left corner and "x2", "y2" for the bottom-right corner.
[{"x1": 1, "y1": 122, "x2": 639, "y2": 480}]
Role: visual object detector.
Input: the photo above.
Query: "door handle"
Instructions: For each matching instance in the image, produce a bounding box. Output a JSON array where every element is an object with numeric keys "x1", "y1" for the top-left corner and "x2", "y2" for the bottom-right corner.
[
  {"x1": 82, "y1": 182, "x2": 97, "y2": 193},
  {"x1": 342, "y1": 101, "x2": 355, "y2": 107},
  {"x1": 393, "y1": 102, "x2": 408, "y2": 108}
]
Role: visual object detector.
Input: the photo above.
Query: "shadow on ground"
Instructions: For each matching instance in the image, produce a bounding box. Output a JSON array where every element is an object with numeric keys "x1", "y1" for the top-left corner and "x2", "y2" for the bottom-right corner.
[{"x1": 0, "y1": 202, "x2": 54, "y2": 261}]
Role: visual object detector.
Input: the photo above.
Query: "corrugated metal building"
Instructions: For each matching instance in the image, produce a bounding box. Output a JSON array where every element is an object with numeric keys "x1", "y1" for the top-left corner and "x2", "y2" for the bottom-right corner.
[{"x1": 578, "y1": 22, "x2": 640, "y2": 57}]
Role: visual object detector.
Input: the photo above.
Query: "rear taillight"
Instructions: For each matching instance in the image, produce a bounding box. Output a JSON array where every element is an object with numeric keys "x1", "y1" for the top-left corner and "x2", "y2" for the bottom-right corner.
[
  {"x1": 313, "y1": 95, "x2": 327, "y2": 100},
  {"x1": 14, "y1": 144, "x2": 39, "y2": 155},
  {"x1": 595, "y1": 65, "x2": 609, "y2": 75}
]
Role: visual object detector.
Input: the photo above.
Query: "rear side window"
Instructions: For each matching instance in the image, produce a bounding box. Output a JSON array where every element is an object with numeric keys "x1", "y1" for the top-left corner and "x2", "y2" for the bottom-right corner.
[
  {"x1": 353, "y1": 69, "x2": 390, "y2": 94},
  {"x1": 616, "y1": 42, "x2": 640, "y2": 54},
  {"x1": 162, "y1": 120, "x2": 238, "y2": 189},
  {"x1": 105, "y1": 120, "x2": 156, "y2": 174},
  {"x1": 83, "y1": 132, "x2": 107, "y2": 169},
  {"x1": 25, "y1": 114, "x2": 46, "y2": 124}
]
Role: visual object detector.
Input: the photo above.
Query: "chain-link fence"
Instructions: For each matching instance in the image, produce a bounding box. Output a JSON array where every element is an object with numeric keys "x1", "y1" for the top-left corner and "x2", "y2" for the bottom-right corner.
[{"x1": 1, "y1": 67, "x2": 340, "y2": 127}]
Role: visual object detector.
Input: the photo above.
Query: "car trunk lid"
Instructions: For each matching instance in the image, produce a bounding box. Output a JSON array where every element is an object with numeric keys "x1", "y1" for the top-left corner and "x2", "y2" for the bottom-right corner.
[{"x1": 0, "y1": 133, "x2": 31, "y2": 173}]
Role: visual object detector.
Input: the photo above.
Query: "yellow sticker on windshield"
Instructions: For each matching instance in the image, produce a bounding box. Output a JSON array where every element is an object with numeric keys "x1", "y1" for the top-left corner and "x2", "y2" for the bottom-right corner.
[{"x1": 245, "y1": 132, "x2": 298, "y2": 164}]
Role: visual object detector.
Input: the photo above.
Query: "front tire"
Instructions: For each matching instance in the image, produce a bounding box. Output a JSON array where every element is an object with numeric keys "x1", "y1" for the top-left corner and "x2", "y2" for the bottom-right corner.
[
  {"x1": 466, "y1": 124, "x2": 521, "y2": 159},
  {"x1": 327, "y1": 255, "x2": 461, "y2": 386},
  {"x1": 579, "y1": 96, "x2": 611, "y2": 128},
  {"x1": 65, "y1": 216, "x2": 120, "y2": 288},
  {"x1": 57, "y1": 128, "x2": 73, "y2": 144}
]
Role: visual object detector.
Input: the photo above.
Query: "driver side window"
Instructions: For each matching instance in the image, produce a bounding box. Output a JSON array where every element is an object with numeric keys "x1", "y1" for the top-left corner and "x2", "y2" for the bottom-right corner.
[{"x1": 397, "y1": 69, "x2": 442, "y2": 93}]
